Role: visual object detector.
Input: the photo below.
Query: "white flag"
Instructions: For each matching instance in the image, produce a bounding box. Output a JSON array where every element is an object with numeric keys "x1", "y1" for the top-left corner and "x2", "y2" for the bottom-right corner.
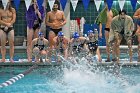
[
  {"x1": 25, "y1": 0, "x2": 32, "y2": 10},
  {"x1": 48, "y1": 0, "x2": 55, "y2": 11},
  {"x1": 2, "y1": 0, "x2": 9, "y2": 10},
  {"x1": 70, "y1": 0, "x2": 78, "y2": 11},
  {"x1": 118, "y1": 0, "x2": 125, "y2": 11},
  {"x1": 94, "y1": 0, "x2": 102, "y2": 11}
]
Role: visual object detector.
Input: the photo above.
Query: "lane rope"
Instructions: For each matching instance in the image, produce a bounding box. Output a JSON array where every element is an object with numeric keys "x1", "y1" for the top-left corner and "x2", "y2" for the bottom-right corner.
[{"x1": 0, "y1": 64, "x2": 38, "y2": 88}]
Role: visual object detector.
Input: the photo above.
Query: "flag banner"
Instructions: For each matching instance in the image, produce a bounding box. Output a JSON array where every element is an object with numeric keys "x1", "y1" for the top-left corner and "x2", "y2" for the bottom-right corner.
[
  {"x1": 106, "y1": 0, "x2": 113, "y2": 10},
  {"x1": 82, "y1": 0, "x2": 90, "y2": 11},
  {"x1": 60, "y1": 0, "x2": 67, "y2": 10},
  {"x1": 130, "y1": 0, "x2": 137, "y2": 10},
  {"x1": 2, "y1": 0, "x2": 9, "y2": 10},
  {"x1": 70, "y1": 0, "x2": 79, "y2": 11},
  {"x1": 25, "y1": 0, "x2": 32, "y2": 10},
  {"x1": 48, "y1": 0, "x2": 55, "y2": 11},
  {"x1": 94, "y1": 0, "x2": 102, "y2": 11},
  {"x1": 118, "y1": 0, "x2": 125, "y2": 11},
  {"x1": 14, "y1": 0, "x2": 21, "y2": 10},
  {"x1": 37, "y1": 0, "x2": 44, "y2": 9}
]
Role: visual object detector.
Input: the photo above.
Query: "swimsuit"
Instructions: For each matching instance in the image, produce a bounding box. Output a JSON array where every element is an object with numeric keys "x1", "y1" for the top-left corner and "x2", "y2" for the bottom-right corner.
[
  {"x1": 50, "y1": 28, "x2": 62, "y2": 35},
  {"x1": 0, "y1": 25, "x2": 14, "y2": 34},
  {"x1": 34, "y1": 39, "x2": 45, "y2": 51}
]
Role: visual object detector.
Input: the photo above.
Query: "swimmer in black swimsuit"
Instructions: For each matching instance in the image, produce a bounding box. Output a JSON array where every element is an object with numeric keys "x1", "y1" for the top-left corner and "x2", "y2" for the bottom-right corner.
[
  {"x1": 86, "y1": 29, "x2": 102, "y2": 62},
  {"x1": 32, "y1": 32, "x2": 49, "y2": 62},
  {"x1": 0, "y1": 0, "x2": 16, "y2": 62},
  {"x1": 53, "y1": 31, "x2": 69, "y2": 59},
  {"x1": 69, "y1": 32, "x2": 88, "y2": 57}
]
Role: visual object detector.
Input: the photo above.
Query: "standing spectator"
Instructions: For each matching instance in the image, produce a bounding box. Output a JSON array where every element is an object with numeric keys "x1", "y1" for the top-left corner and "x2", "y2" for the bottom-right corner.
[
  {"x1": 109, "y1": 10, "x2": 134, "y2": 62},
  {"x1": 46, "y1": 3, "x2": 66, "y2": 48},
  {"x1": 133, "y1": 8, "x2": 140, "y2": 62},
  {"x1": 0, "y1": 0, "x2": 16, "y2": 62},
  {"x1": 26, "y1": 0, "x2": 45, "y2": 62},
  {"x1": 95, "y1": 1, "x2": 118, "y2": 62}
]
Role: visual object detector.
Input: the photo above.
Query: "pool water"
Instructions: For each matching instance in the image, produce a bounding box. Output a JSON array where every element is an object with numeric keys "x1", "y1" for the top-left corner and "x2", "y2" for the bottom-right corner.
[{"x1": 1, "y1": 57, "x2": 140, "y2": 93}]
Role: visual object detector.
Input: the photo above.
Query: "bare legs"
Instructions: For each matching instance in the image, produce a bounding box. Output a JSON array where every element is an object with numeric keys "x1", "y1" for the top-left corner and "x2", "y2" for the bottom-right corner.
[
  {"x1": 27, "y1": 27, "x2": 39, "y2": 62},
  {"x1": 0, "y1": 30, "x2": 14, "y2": 62}
]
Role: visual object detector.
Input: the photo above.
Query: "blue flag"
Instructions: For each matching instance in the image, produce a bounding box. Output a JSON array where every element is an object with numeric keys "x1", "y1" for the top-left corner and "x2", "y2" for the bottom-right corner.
[
  {"x1": 14, "y1": 0, "x2": 20, "y2": 10},
  {"x1": 130, "y1": 0, "x2": 137, "y2": 10},
  {"x1": 82, "y1": 0, "x2": 90, "y2": 11},
  {"x1": 60, "y1": 0, "x2": 67, "y2": 10},
  {"x1": 37, "y1": 0, "x2": 44, "y2": 9},
  {"x1": 106, "y1": 0, "x2": 113, "y2": 10}
]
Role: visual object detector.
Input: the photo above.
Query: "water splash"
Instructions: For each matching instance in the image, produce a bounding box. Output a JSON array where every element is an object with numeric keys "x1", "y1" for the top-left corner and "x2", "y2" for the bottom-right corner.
[{"x1": 45, "y1": 56, "x2": 138, "y2": 93}]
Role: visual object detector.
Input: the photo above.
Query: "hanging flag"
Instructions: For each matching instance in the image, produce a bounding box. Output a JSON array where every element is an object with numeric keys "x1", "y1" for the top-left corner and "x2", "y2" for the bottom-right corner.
[
  {"x1": 48, "y1": 0, "x2": 55, "y2": 11},
  {"x1": 118, "y1": 0, "x2": 125, "y2": 11},
  {"x1": 82, "y1": 0, "x2": 90, "y2": 11},
  {"x1": 94, "y1": 0, "x2": 102, "y2": 11},
  {"x1": 70, "y1": 0, "x2": 79, "y2": 11},
  {"x1": 37, "y1": 0, "x2": 44, "y2": 9},
  {"x1": 106, "y1": 0, "x2": 113, "y2": 10},
  {"x1": 130, "y1": 0, "x2": 137, "y2": 10},
  {"x1": 60, "y1": 0, "x2": 67, "y2": 10},
  {"x1": 2, "y1": 0, "x2": 9, "y2": 10},
  {"x1": 14, "y1": 0, "x2": 21, "y2": 10},
  {"x1": 137, "y1": 0, "x2": 140, "y2": 4},
  {"x1": 25, "y1": 0, "x2": 32, "y2": 10}
]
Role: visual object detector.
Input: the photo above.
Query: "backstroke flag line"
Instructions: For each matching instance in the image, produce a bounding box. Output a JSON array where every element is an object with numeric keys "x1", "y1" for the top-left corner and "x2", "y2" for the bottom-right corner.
[
  {"x1": 60, "y1": 0, "x2": 67, "y2": 10},
  {"x1": 25, "y1": 0, "x2": 32, "y2": 10},
  {"x1": 37, "y1": 0, "x2": 44, "y2": 9},
  {"x1": 106, "y1": 0, "x2": 113, "y2": 10},
  {"x1": 118, "y1": 0, "x2": 125, "y2": 11},
  {"x1": 94, "y1": 0, "x2": 102, "y2": 11},
  {"x1": 130, "y1": 0, "x2": 137, "y2": 10},
  {"x1": 14, "y1": 0, "x2": 21, "y2": 10},
  {"x1": 48, "y1": 0, "x2": 55, "y2": 11},
  {"x1": 2, "y1": 0, "x2": 9, "y2": 10},
  {"x1": 70, "y1": 0, "x2": 79, "y2": 11},
  {"x1": 82, "y1": 0, "x2": 90, "y2": 11}
]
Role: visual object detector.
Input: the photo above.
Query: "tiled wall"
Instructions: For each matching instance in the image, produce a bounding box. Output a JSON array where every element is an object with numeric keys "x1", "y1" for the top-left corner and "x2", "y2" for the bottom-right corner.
[
  {"x1": 0, "y1": 0, "x2": 139, "y2": 36},
  {"x1": 70, "y1": 0, "x2": 140, "y2": 24}
]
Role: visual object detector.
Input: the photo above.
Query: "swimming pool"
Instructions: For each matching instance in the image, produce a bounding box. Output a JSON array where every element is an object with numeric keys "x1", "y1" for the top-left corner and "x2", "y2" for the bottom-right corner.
[
  {"x1": 0, "y1": 56, "x2": 140, "y2": 93},
  {"x1": 0, "y1": 51, "x2": 139, "y2": 93}
]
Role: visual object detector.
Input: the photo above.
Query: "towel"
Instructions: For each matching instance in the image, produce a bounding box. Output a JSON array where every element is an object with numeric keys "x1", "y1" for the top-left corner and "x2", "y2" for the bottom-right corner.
[
  {"x1": 109, "y1": 15, "x2": 134, "y2": 42},
  {"x1": 95, "y1": 8, "x2": 118, "y2": 25}
]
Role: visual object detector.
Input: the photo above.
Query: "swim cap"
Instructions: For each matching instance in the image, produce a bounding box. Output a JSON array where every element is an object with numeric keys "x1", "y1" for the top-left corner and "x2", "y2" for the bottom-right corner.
[
  {"x1": 38, "y1": 32, "x2": 44, "y2": 36},
  {"x1": 58, "y1": 31, "x2": 64, "y2": 37},
  {"x1": 73, "y1": 32, "x2": 79, "y2": 39},
  {"x1": 87, "y1": 30, "x2": 93, "y2": 34}
]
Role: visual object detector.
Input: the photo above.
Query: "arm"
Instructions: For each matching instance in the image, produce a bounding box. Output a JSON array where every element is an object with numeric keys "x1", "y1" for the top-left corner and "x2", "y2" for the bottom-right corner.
[
  {"x1": 0, "y1": 9, "x2": 8, "y2": 26},
  {"x1": 133, "y1": 9, "x2": 140, "y2": 19},
  {"x1": 60, "y1": 11, "x2": 66, "y2": 26},
  {"x1": 10, "y1": 8, "x2": 16, "y2": 25},
  {"x1": 99, "y1": 23, "x2": 102, "y2": 38},
  {"x1": 45, "y1": 12, "x2": 54, "y2": 27}
]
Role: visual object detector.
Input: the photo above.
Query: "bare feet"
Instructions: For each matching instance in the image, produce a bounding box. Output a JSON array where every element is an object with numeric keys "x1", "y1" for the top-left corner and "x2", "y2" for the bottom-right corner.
[
  {"x1": 0, "y1": 59, "x2": 5, "y2": 62},
  {"x1": 28, "y1": 59, "x2": 32, "y2": 62},
  {"x1": 10, "y1": 59, "x2": 14, "y2": 62}
]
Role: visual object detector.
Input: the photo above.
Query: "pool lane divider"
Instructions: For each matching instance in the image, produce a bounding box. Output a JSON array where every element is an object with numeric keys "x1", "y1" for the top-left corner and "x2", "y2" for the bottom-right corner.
[{"x1": 0, "y1": 64, "x2": 38, "y2": 88}]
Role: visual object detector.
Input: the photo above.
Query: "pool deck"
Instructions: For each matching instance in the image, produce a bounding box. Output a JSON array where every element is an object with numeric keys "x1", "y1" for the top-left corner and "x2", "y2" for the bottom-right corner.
[
  {"x1": 2, "y1": 45, "x2": 138, "y2": 53},
  {"x1": 0, "y1": 61, "x2": 140, "y2": 67},
  {"x1": 0, "y1": 45, "x2": 139, "y2": 66}
]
